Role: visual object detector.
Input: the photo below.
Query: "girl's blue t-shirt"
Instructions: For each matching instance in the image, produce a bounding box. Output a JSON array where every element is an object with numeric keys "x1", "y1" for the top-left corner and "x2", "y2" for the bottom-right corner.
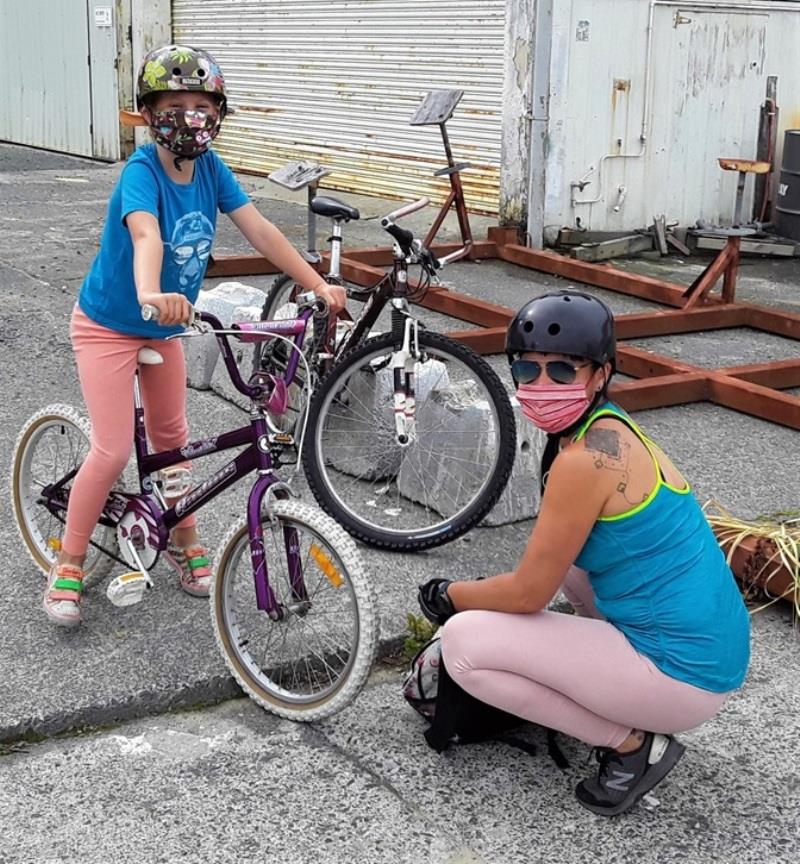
[{"x1": 78, "y1": 144, "x2": 249, "y2": 338}]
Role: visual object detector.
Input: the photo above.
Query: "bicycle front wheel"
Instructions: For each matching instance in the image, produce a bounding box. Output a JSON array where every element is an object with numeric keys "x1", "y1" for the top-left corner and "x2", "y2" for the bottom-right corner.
[
  {"x1": 211, "y1": 499, "x2": 378, "y2": 721},
  {"x1": 10, "y1": 404, "x2": 118, "y2": 585},
  {"x1": 302, "y1": 330, "x2": 517, "y2": 550}
]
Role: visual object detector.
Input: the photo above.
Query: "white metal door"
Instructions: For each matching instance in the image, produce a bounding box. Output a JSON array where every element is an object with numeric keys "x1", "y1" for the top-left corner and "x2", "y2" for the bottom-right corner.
[
  {"x1": 0, "y1": 0, "x2": 93, "y2": 156},
  {"x1": 0, "y1": 1, "x2": 119, "y2": 159},
  {"x1": 650, "y1": 6, "x2": 768, "y2": 225},
  {"x1": 173, "y1": 0, "x2": 505, "y2": 214}
]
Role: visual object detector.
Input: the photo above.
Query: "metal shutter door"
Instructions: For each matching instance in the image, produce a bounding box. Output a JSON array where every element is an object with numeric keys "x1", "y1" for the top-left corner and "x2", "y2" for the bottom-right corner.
[{"x1": 173, "y1": 0, "x2": 504, "y2": 214}]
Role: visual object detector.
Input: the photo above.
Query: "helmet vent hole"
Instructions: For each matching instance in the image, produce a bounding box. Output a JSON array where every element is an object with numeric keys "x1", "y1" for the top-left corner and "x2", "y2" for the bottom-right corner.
[
  {"x1": 564, "y1": 296, "x2": 572, "y2": 302},
  {"x1": 197, "y1": 69, "x2": 206, "y2": 77},
  {"x1": 523, "y1": 321, "x2": 534, "y2": 333},
  {"x1": 172, "y1": 67, "x2": 182, "y2": 76},
  {"x1": 548, "y1": 323, "x2": 561, "y2": 335}
]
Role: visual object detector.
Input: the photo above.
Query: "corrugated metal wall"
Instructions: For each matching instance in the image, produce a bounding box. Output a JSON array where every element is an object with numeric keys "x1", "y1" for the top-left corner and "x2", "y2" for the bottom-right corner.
[
  {"x1": 545, "y1": 0, "x2": 800, "y2": 233},
  {"x1": 0, "y1": 1, "x2": 94, "y2": 156},
  {"x1": 172, "y1": 0, "x2": 505, "y2": 214}
]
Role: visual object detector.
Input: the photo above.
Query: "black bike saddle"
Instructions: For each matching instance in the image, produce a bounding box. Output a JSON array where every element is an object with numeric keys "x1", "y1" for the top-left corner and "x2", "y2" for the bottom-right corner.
[{"x1": 310, "y1": 196, "x2": 360, "y2": 221}]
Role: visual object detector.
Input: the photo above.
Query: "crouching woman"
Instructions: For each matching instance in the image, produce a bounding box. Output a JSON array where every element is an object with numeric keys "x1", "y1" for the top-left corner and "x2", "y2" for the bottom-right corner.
[{"x1": 418, "y1": 291, "x2": 750, "y2": 817}]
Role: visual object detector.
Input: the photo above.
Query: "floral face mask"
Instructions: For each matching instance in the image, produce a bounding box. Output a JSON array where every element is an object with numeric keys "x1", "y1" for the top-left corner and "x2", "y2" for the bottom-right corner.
[{"x1": 148, "y1": 108, "x2": 221, "y2": 159}]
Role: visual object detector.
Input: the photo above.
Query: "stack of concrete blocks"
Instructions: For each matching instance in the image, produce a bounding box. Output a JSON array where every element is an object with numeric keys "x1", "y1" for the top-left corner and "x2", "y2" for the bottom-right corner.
[
  {"x1": 324, "y1": 357, "x2": 449, "y2": 479},
  {"x1": 397, "y1": 393, "x2": 544, "y2": 525},
  {"x1": 184, "y1": 280, "x2": 267, "y2": 396}
]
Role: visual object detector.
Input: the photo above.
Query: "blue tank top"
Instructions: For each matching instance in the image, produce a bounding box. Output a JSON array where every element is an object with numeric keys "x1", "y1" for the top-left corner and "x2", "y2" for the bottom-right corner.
[{"x1": 573, "y1": 403, "x2": 750, "y2": 693}]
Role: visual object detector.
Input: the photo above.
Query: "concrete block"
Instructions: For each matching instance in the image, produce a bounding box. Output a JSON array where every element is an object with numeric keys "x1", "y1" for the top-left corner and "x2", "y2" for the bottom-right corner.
[
  {"x1": 396, "y1": 394, "x2": 544, "y2": 526},
  {"x1": 187, "y1": 282, "x2": 267, "y2": 391},
  {"x1": 210, "y1": 304, "x2": 265, "y2": 411},
  {"x1": 324, "y1": 357, "x2": 448, "y2": 480}
]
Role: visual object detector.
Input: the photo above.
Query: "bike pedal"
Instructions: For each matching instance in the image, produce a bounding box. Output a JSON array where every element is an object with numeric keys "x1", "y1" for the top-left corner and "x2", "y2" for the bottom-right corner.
[
  {"x1": 106, "y1": 570, "x2": 151, "y2": 607},
  {"x1": 269, "y1": 432, "x2": 295, "y2": 446}
]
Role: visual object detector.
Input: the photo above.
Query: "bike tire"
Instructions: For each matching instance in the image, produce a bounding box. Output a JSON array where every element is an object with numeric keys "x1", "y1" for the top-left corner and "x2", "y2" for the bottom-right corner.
[
  {"x1": 210, "y1": 498, "x2": 379, "y2": 721},
  {"x1": 302, "y1": 330, "x2": 517, "y2": 551},
  {"x1": 10, "y1": 404, "x2": 119, "y2": 586}
]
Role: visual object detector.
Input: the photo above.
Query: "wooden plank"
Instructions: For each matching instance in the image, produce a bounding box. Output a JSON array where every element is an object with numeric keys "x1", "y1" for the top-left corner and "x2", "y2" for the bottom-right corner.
[
  {"x1": 571, "y1": 234, "x2": 653, "y2": 262},
  {"x1": 496, "y1": 244, "x2": 693, "y2": 308},
  {"x1": 206, "y1": 255, "x2": 281, "y2": 277},
  {"x1": 616, "y1": 346, "x2": 700, "y2": 378}
]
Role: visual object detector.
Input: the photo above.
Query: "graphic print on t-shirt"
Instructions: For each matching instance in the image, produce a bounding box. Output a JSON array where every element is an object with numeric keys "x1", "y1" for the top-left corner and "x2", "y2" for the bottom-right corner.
[{"x1": 168, "y1": 211, "x2": 214, "y2": 290}]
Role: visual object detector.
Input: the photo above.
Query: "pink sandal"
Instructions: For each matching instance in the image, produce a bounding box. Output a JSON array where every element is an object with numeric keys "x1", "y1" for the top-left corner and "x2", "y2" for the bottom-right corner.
[
  {"x1": 165, "y1": 542, "x2": 212, "y2": 597},
  {"x1": 43, "y1": 563, "x2": 85, "y2": 627}
]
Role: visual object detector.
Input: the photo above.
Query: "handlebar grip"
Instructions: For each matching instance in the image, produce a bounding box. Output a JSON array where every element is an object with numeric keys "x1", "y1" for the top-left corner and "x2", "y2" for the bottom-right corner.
[
  {"x1": 382, "y1": 222, "x2": 415, "y2": 250},
  {"x1": 140, "y1": 303, "x2": 196, "y2": 327},
  {"x1": 295, "y1": 290, "x2": 329, "y2": 316}
]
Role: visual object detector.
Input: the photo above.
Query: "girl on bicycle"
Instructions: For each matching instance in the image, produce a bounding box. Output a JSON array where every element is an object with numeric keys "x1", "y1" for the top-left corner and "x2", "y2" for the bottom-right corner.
[
  {"x1": 418, "y1": 290, "x2": 750, "y2": 816},
  {"x1": 44, "y1": 44, "x2": 345, "y2": 627}
]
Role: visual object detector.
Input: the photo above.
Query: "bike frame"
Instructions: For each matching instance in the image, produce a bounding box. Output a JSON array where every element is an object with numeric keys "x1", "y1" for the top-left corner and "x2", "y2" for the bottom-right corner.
[{"x1": 44, "y1": 309, "x2": 315, "y2": 617}]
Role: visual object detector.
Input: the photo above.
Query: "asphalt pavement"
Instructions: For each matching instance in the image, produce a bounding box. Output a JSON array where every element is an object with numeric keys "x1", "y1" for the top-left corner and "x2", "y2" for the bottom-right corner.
[{"x1": 0, "y1": 141, "x2": 798, "y2": 864}]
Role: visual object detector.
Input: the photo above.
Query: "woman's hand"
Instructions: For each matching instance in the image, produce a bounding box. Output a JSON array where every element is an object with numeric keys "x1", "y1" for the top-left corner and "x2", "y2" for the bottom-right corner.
[
  {"x1": 418, "y1": 578, "x2": 456, "y2": 625},
  {"x1": 139, "y1": 292, "x2": 193, "y2": 326},
  {"x1": 312, "y1": 281, "x2": 347, "y2": 315}
]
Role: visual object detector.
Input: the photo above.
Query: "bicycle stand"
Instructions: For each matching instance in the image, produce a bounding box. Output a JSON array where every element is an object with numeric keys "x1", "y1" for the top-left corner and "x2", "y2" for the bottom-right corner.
[
  {"x1": 410, "y1": 89, "x2": 475, "y2": 262},
  {"x1": 268, "y1": 159, "x2": 332, "y2": 264}
]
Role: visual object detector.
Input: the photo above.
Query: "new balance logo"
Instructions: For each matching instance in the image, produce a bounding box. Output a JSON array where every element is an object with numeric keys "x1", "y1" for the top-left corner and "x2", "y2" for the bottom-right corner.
[{"x1": 605, "y1": 770, "x2": 635, "y2": 791}]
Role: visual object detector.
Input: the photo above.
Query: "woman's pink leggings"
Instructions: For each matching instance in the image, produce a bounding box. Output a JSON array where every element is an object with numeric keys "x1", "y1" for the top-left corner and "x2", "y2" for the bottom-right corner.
[
  {"x1": 62, "y1": 307, "x2": 195, "y2": 558},
  {"x1": 440, "y1": 566, "x2": 730, "y2": 749}
]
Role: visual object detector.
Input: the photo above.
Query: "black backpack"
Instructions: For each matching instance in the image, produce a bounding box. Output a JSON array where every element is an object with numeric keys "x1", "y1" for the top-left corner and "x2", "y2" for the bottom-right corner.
[{"x1": 402, "y1": 637, "x2": 568, "y2": 766}]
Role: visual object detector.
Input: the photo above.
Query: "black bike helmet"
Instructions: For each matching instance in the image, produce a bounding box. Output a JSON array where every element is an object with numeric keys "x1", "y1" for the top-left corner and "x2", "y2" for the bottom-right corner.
[{"x1": 505, "y1": 291, "x2": 616, "y2": 370}]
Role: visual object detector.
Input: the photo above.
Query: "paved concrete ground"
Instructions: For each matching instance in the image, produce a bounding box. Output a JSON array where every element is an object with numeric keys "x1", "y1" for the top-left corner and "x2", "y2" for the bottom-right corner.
[{"x1": 0, "y1": 142, "x2": 798, "y2": 863}]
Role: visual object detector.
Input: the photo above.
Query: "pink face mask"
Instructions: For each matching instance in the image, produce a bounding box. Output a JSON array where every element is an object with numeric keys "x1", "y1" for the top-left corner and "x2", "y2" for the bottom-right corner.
[{"x1": 516, "y1": 382, "x2": 592, "y2": 434}]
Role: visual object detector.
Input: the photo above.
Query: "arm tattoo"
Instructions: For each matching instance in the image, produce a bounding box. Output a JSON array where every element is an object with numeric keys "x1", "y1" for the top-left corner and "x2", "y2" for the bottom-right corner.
[{"x1": 584, "y1": 427, "x2": 647, "y2": 505}]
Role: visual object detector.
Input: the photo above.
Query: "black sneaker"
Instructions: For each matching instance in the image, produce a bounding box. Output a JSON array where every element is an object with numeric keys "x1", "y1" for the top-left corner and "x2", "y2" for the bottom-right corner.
[{"x1": 575, "y1": 732, "x2": 686, "y2": 816}]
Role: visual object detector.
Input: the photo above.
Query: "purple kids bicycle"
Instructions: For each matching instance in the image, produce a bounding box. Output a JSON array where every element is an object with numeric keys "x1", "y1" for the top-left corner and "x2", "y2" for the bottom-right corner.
[{"x1": 10, "y1": 296, "x2": 378, "y2": 721}]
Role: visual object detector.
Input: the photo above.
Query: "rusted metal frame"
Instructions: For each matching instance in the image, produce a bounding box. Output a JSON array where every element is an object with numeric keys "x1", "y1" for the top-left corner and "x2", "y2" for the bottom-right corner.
[
  {"x1": 614, "y1": 305, "x2": 748, "y2": 339},
  {"x1": 719, "y1": 359, "x2": 800, "y2": 389},
  {"x1": 706, "y1": 374, "x2": 800, "y2": 430},
  {"x1": 740, "y1": 303, "x2": 800, "y2": 340},
  {"x1": 333, "y1": 240, "x2": 496, "y2": 268},
  {"x1": 721, "y1": 237, "x2": 741, "y2": 303},
  {"x1": 495, "y1": 243, "x2": 699, "y2": 308},
  {"x1": 206, "y1": 254, "x2": 280, "y2": 278},
  {"x1": 682, "y1": 238, "x2": 738, "y2": 309},
  {"x1": 615, "y1": 345, "x2": 700, "y2": 378},
  {"x1": 610, "y1": 374, "x2": 710, "y2": 412}
]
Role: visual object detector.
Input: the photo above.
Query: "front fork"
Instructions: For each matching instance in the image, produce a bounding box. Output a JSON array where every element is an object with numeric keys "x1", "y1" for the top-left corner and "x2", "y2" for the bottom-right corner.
[
  {"x1": 248, "y1": 474, "x2": 307, "y2": 620},
  {"x1": 391, "y1": 303, "x2": 420, "y2": 446}
]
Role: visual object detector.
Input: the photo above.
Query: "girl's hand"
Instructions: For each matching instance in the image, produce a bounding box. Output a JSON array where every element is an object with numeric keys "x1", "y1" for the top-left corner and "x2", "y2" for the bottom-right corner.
[
  {"x1": 312, "y1": 282, "x2": 346, "y2": 315},
  {"x1": 139, "y1": 292, "x2": 193, "y2": 327}
]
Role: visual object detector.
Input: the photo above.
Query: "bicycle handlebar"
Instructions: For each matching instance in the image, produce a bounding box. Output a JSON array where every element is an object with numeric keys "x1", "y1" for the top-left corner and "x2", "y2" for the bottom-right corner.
[
  {"x1": 382, "y1": 197, "x2": 430, "y2": 224},
  {"x1": 141, "y1": 303, "x2": 196, "y2": 328}
]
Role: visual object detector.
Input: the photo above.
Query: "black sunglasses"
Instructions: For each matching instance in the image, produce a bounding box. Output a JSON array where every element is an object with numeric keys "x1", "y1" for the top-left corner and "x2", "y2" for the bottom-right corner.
[{"x1": 511, "y1": 359, "x2": 593, "y2": 385}]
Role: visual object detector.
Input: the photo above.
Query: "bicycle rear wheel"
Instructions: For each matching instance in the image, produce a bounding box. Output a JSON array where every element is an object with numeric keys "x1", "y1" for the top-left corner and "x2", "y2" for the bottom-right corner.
[
  {"x1": 10, "y1": 404, "x2": 118, "y2": 585},
  {"x1": 302, "y1": 330, "x2": 517, "y2": 551},
  {"x1": 211, "y1": 498, "x2": 378, "y2": 721}
]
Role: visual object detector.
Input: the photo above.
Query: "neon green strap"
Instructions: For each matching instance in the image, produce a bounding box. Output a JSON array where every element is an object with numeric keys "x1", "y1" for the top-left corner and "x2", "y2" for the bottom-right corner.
[
  {"x1": 187, "y1": 555, "x2": 209, "y2": 570},
  {"x1": 54, "y1": 578, "x2": 83, "y2": 593}
]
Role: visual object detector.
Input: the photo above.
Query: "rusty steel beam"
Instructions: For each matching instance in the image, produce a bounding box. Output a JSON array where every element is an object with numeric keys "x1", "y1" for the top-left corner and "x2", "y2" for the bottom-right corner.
[
  {"x1": 615, "y1": 305, "x2": 748, "y2": 338},
  {"x1": 207, "y1": 254, "x2": 281, "y2": 278},
  {"x1": 718, "y1": 359, "x2": 800, "y2": 389},
  {"x1": 616, "y1": 345, "x2": 700, "y2": 378},
  {"x1": 495, "y1": 243, "x2": 696, "y2": 308},
  {"x1": 420, "y1": 291, "x2": 513, "y2": 328},
  {"x1": 610, "y1": 374, "x2": 710, "y2": 411},
  {"x1": 336, "y1": 240, "x2": 497, "y2": 268},
  {"x1": 444, "y1": 325, "x2": 507, "y2": 354},
  {"x1": 682, "y1": 239, "x2": 737, "y2": 309},
  {"x1": 706, "y1": 375, "x2": 800, "y2": 430},
  {"x1": 741, "y1": 303, "x2": 800, "y2": 340}
]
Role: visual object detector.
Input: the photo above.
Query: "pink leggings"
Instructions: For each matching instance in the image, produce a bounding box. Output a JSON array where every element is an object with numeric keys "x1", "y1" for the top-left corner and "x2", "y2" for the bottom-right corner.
[
  {"x1": 62, "y1": 307, "x2": 195, "y2": 558},
  {"x1": 440, "y1": 566, "x2": 730, "y2": 749}
]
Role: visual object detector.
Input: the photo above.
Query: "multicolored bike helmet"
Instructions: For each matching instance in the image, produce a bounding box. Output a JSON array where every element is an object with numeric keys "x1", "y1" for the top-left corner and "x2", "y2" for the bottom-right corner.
[
  {"x1": 136, "y1": 44, "x2": 228, "y2": 115},
  {"x1": 505, "y1": 290, "x2": 616, "y2": 371},
  {"x1": 136, "y1": 45, "x2": 228, "y2": 162}
]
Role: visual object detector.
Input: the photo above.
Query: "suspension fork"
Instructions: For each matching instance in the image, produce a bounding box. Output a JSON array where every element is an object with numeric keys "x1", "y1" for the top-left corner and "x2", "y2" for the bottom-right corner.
[{"x1": 390, "y1": 303, "x2": 420, "y2": 446}]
